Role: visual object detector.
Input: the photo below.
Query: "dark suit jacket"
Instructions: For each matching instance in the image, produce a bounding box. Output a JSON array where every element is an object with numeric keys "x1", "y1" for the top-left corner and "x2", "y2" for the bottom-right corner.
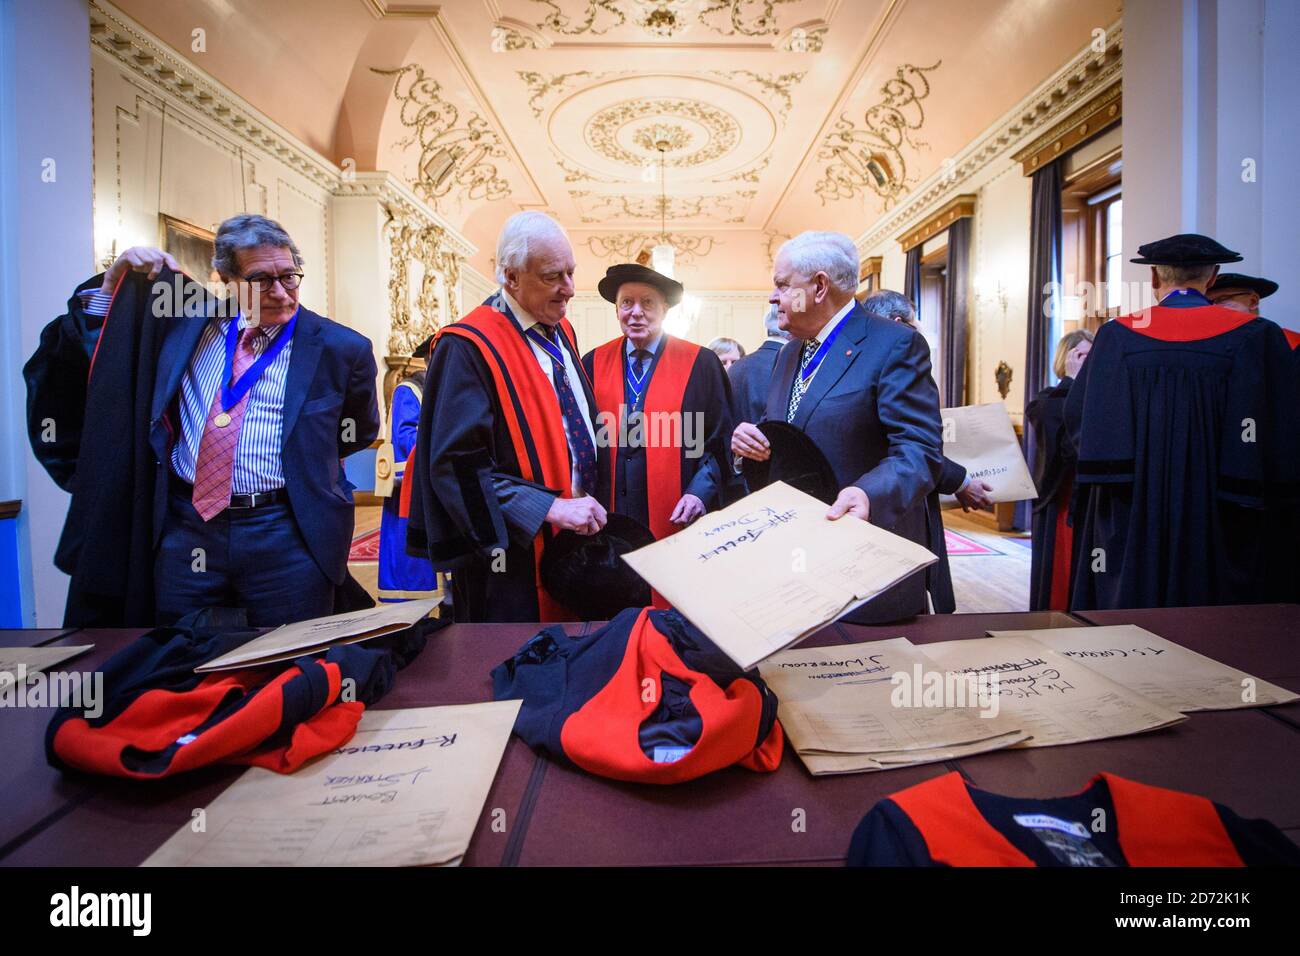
[
  {"x1": 728, "y1": 339, "x2": 785, "y2": 424},
  {"x1": 30, "y1": 272, "x2": 379, "y2": 601},
  {"x1": 764, "y1": 302, "x2": 943, "y2": 623}
]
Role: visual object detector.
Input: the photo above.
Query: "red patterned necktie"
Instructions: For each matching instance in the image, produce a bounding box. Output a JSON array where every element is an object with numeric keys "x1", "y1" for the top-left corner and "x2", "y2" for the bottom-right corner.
[{"x1": 192, "y1": 325, "x2": 265, "y2": 521}]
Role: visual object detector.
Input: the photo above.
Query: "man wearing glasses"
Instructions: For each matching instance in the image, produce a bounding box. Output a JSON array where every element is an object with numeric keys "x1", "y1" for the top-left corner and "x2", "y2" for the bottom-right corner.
[{"x1": 27, "y1": 213, "x2": 379, "y2": 626}]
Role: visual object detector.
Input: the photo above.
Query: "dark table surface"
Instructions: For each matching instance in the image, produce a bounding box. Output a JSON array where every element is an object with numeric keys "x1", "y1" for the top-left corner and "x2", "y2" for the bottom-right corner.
[{"x1": 2, "y1": 605, "x2": 1296, "y2": 866}]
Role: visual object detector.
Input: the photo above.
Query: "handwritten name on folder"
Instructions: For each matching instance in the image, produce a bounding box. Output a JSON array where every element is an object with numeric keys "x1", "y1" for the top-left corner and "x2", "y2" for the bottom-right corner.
[
  {"x1": 143, "y1": 701, "x2": 520, "y2": 867},
  {"x1": 622, "y1": 481, "x2": 938, "y2": 670}
]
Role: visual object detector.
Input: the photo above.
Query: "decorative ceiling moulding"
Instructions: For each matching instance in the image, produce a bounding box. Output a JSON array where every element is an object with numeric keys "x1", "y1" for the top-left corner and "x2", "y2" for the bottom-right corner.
[
  {"x1": 549, "y1": 74, "x2": 775, "y2": 182},
  {"x1": 334, "y1": 172, "x2": 477, "y2": 260},
  {"x1": 373, "y1": 64, "x2": 513, "y2": 208},
  {"x1": 705, "y1": 70, "x2": 806, "y2": 121},
  {"x1": 519, "y1": 70, "x2": 626, "y2": 119},
  {"x1": 489, "y1": 0, "x2": 835, "y2": 48},
  {"x1": 897, "y1": 194, "x2": 976, "y2": 253},
  {"x1": 585, "y1": 98, "x2": 741, "y2": 168},
  {"x1": 855, "y1": 18, "x2": 1122, "y2": 256},
  {"x1": 815, "y1": 61, "x2": 941, "y2": 209},
  {"x1": 1011, "y1": 80, "x2": 1122, "y2": 176},
  {"x1": 361, "y1": 1, "x2": 443, "y2": 19},
  {"x1": 569, "y1": 189, "x2": 755, "y2": 224},
  {"x1": 88, "y1": 0, "x2": 340, "y2": 191},
  {"x1": 583, "y1": 232, "x2": 719, "y2": 263}
]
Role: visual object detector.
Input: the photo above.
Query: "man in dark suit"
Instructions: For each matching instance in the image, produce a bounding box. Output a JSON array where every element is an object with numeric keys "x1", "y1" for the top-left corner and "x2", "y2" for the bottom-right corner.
[
  {"x1": 726, "y1": 304, "x2": 791, "y2": 425},
  {"x1": 860, "y1": 290, "x2": 992, "y2": 612},
  {"x1": 26, "y1": 214, "x2": 379, "y2": 626},
  {"x1": 732, "y1": 232, "x2": 943, "y2": 623}
]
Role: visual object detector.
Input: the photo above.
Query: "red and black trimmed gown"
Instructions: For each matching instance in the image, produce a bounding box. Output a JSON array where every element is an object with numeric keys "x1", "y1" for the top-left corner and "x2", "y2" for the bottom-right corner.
[{"x1": 1064, "y1": 290, "x2": 1299, "y2": 610}]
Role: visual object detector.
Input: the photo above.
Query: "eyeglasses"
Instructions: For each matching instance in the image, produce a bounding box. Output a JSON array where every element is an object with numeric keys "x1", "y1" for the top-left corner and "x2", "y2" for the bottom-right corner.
[{"x1": 242, "y1": 272, "x2": 303, "y2": 291}]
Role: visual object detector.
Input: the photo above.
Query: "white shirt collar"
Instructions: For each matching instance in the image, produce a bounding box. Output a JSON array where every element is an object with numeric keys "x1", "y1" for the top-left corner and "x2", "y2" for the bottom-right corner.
[
  {"x1": 501, "y1": 289, "x2": 542, "y2": 333},
  {"x1": 809, "y1": 298, "x2": 856, "y2": 345}
]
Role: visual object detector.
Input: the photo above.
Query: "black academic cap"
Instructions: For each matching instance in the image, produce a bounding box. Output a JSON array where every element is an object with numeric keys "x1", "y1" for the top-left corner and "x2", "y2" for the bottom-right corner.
[
  {"x1": 597, "y1": 263, "x2": 685, "y2": 308},
  {"x1": 1130, "y1": 233, "x2": 1242, "y2": 265},
  {"x1": 540, "y1": 513, "x2": 656, "y2": 621},
  {"x1": 412, "y1": 334, "x2": 435, "y2": 360},
  {"x1": 1208, "y1": 272, "x2": 1278, "y2": 299},
  {"x1": 741, "y1": 420, "x2": 839, "y2": 505}
]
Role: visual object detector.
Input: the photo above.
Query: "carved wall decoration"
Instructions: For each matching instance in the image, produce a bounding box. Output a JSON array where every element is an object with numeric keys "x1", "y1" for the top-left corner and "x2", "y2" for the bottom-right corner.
[
  {"x1": 699, "y1": 0, "x2": 798, "y2": 37},
  {"x1": 707, "y1": 70, "x2": 805, "y2": 120},
  {"x1": 776, "y1": 23, "x2": 826, "y2": 52},
  {"x1": 584, "y1": 232, "x2": 718, "y2": 263},
  {"x1": 373, "y1": 64, "x2": 512, "y2": 208},
  {"x1": 815, "y1": 61, "x2": 941, "y2": 209},
  {"x1": 633, "y1": 0, "x2": 697, "y2": 38},
  {"x1": 585, "y1": 98, "x2": 741, "y2": 168},
  {"x1": 386, "y1": 219, "x2": 464, "y2": 356}
]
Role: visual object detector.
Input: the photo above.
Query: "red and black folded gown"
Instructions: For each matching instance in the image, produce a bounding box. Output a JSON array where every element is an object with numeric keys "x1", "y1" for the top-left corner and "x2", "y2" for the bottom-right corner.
[
  {"x1": 848, "y1": 770, "x2": 1300, "y2": 866},
  {"x1": 1064, "y1": 297, "x2": 1300, "y2": 609},
  {"x1": 47, "y1": 609, "x2": 436, "y2": 779},
  {"x1": 492, "y1": 606, "x2": 783, "y2": 784}
]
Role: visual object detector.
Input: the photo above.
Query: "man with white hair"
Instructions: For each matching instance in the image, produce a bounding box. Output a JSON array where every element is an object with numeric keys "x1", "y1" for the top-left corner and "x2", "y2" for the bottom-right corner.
[
  {"x1": 732, "y1": 231, "x2": 943, "y2": 623},
  {"x1": 407, "y1": 211, "x2": 608, "y2": 622}
]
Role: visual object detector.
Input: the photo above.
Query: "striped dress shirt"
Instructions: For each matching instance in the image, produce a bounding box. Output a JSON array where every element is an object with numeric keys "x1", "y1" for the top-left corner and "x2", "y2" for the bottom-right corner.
[{"x1": 81, "y1": 289, "x2": 293, "y2": 493}]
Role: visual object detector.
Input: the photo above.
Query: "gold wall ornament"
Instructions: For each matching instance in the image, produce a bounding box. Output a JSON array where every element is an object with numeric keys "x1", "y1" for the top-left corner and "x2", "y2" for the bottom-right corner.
[
  {"x1": 584, "y1": 232, "x2": 718, "y2": 263},
  {"x1": 995, "y1": 361, "x2": 1014, "y2": 400},
  {"x1": 373, "y1": 64, "x2": 512, "y2": 208},
  {"x1": 385, "y1": 218, "x2": 464, "y2": 356},
  {"x1": 699, "y1": 0, "x2": 798, "y2": 37},
  {"x1": 814, "y1": 61, "x2": 942, "y2": 208},
  {"x1": 532, "y1": 0, "x2": 625, "y2": 35},
  {"x1": 585, "y1": 98, "x2": 741, "y2": 168}
]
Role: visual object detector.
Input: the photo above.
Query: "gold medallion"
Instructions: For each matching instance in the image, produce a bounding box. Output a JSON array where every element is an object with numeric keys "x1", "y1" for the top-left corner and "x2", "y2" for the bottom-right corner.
[{"x1": 214, "y1": 412, "x2": 232, "y2": 428}]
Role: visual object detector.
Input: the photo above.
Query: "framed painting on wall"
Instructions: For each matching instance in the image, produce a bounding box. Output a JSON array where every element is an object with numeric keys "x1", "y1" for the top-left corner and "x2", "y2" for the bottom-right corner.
[{"x1": 159, "y1": 214, "x2": 220, "y2": 285}]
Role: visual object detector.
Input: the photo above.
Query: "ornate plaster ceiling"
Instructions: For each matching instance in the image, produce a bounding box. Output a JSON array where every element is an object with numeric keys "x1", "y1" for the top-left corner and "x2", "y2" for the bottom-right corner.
[{"x1": 110, "y1": 0, "x2": 1123, "y2": 286}]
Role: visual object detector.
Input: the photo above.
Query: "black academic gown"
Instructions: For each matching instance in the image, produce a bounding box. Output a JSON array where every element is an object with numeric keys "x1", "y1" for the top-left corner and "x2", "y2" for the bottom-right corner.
[
  {"x1": 922, "y1": 456, "x2": 967, "y2": 614},
  {"x1": 1065, "y1": 294, "x2": 1300, "y2": 610},
  {"x1": 581, "y1": 337, "x2": 733, "y2": 533},
  {"x1": 1025, "y1": 376, "x2": 1076, "y2": 611},
  {"x1": 407, "y1": 321, "x2": 605, "y2": 623}
]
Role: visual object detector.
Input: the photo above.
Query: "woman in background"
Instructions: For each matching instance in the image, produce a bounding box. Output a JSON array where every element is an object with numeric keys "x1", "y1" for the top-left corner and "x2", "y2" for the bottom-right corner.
[
  {"x1": 378, "y1": 336, "x2": 444, "y2": 604},
  {"x1": 1026, "y1": 329, "x2": 1093, "y2": 611},
  {"x1": 707, "y1": 336, "x2": 745, "y2": 371}
]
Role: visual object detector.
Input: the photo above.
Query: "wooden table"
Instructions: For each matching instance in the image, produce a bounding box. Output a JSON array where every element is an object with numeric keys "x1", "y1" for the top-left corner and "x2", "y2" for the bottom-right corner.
[{"x1": 2, "y1": 606, "x2": 1297, "y2": 866}]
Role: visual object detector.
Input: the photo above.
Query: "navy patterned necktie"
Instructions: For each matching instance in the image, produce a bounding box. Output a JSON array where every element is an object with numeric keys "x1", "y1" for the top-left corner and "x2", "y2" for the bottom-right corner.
[
  {"x1": 787, "y1": 337, "x2": 820, "y2": 422},
  {"x1": 542, "y1": 326, "x2": 598, "y2": 495}
]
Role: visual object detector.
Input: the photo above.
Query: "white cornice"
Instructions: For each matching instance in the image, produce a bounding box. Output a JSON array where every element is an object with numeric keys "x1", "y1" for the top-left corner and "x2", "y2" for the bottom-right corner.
[
  {"x1": 89, "y1": 0, "x2": 341, "y2": 190},
  {"x1": 89, "y1": 0, "x2": 475, "y2": 258},
  {"x1": 856, "y1": 18, "x2": 1123, "y2": 254}
]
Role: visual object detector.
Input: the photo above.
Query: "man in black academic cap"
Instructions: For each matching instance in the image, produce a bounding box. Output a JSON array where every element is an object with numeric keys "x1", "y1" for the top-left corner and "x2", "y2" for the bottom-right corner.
[
  {"x1": 1208, "y1": 272, "x2": 1299, "y2": 352},
  {"x1": 581, "y1": 263, "x2": 733, "y2": 541},
  {"x1": 1065, "y1": 233, "x2": 1299, "y2": 609},
  {"x1": 1207, "y1": 272, "x2": 1278, "y2": 317}
]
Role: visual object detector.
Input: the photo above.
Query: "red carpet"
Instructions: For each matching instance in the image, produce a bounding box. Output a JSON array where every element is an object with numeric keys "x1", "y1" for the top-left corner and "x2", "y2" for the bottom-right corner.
[
  {"x1": 349, "y1": 528, "x2": 381, "y2": 562},
  {"x1": 944, "y1": 528, "x2": 1001, "y2": 556}
]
